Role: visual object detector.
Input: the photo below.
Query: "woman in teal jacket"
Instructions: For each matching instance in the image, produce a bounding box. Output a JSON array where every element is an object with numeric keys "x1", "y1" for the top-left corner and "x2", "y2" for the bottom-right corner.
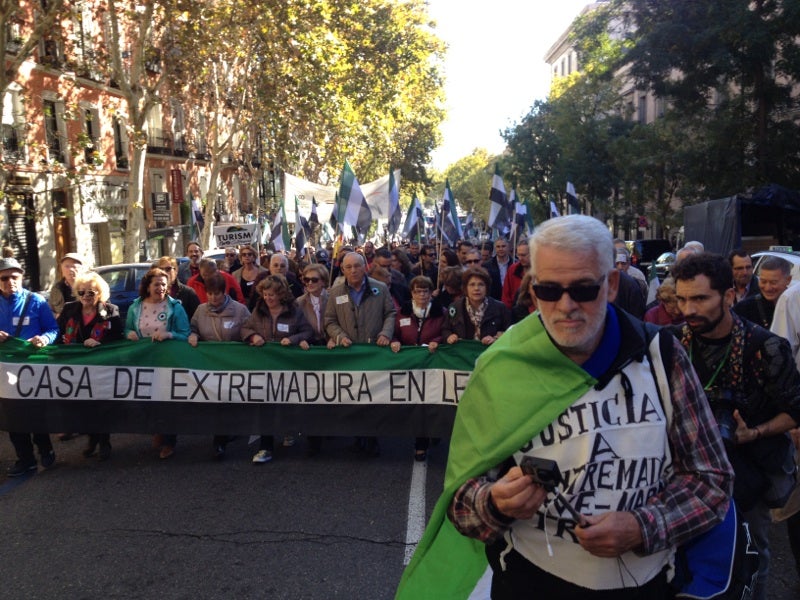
[{"x1": 124, "y1": 267, "x2": 191, "y2": 458}]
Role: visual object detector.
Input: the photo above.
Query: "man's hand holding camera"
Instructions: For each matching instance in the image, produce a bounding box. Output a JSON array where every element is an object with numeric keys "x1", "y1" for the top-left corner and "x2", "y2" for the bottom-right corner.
[{"x1": 490, "y1": 466, "x2": 548, "y2": 520}]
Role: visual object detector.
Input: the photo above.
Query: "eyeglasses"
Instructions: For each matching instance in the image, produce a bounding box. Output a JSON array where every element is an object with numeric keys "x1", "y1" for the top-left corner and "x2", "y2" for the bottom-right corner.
[
  {"x1": 464, "y1": 259, "x2": 481, "y2": 265},
  {"x1": 532, "y1": 277, "x2": 605, "y2": 303},
  {"x1": 160, "y1": 266, "x2": 174, "y2": 272},
  {"x1": 226, "y1": 253, "x2": 236, "y2": 257},
  {"x1": 241, "y1": 253, "x2": 255, "y2": 258},
  {"x1": 0, "y1": 275, "x2": 19, "y2": 282},
  {"x1": 303, "y1": 277, "x2": 320, "y2": 284},
  {"x1": 412, "y1": 288, "x2": 431, "y2": 295},
  {"x1": 77, "y1": 290, "x2": 96, "y2": 297}
]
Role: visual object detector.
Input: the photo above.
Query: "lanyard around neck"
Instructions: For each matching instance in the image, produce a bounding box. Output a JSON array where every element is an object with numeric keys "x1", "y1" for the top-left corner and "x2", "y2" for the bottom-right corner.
[{"x1": 690, "y1": 337, "x2": 732, "y2": 391}]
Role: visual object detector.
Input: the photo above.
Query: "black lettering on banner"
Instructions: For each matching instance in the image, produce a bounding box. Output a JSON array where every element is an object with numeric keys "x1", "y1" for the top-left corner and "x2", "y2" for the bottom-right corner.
[
  {"x1": 389, "y1": 371, "x2": 426, "y2": 403},
  {"x1": 172, "y1": 369, "x2": 189, "y2": 400},
  {"x1": 338, "y1": 372, "x2": 354, "y2": 402},
  {"x1": 266, "y1": 372, "x2": 285, "y2": 401},
  {"x1": 304, "y1": 372, "x2": 319, "y2": 402},
  {"x1": 113, "y1": 368, "x2": 133, "y2": 398},
  {"x1": 112, "y1": 367, "x2": 154, "y2": 399},
  {"x1": 190, "y1": 371, "x2": 212, "y2": 401},
  {"x1": 248, "y1": 372, "x2": 265, "y2": 401},
  {"x1": 229, "y1": 372, "x2": 246, "y2": 401},
  {"x1": 15, "y1": 365, "x2": 34, "y2": 397},
  {"x1": 441, "y1": 371, "x2": 469, "y2": 404},
  {"x1": 286, "y1": 372, "x2": 301, "y2": 403},
  {"x1": 12, "y1": 365, "x2": 92, "y2": 399},
  {"x1": 356, "y1": 373, "x2": 372, "y2": 402}
]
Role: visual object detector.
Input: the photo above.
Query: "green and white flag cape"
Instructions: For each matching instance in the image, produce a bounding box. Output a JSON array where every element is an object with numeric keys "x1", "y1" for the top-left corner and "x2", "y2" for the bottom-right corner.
[{"x1": 396, "y1": 314, "x2": 597, "y2": 598}]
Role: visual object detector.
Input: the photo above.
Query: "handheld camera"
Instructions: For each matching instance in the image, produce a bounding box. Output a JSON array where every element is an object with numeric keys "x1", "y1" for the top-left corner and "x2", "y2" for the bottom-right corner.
[{"x1": 520, "y1": 456, "x2": 590, "y2": 527}]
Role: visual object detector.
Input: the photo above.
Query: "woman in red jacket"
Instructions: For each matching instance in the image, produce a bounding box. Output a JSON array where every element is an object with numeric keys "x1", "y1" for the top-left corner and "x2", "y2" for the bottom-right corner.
[{"x1": 390, "y1": 276, "x2": 446, "y2": 461}]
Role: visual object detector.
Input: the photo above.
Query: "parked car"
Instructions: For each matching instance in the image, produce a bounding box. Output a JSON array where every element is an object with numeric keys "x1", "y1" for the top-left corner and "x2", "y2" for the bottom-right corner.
[
  {"x1": 626, "y1": 239, "x2": 673, "y2": 274},
  {"x1": 654, "y1": 252, "x2": 676, "y2": 282},
  {"x1": 752, "y1": 250, "x2": 800, "y2": 283},
  {"x1": 92, "y1": 263, "x2": 153, "y2": 320}
]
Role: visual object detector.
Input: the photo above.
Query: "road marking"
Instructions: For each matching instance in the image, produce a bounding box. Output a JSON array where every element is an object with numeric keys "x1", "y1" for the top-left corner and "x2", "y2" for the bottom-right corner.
[{"x1": 404, "y1": 459, "x2": 427, "y2": 565}]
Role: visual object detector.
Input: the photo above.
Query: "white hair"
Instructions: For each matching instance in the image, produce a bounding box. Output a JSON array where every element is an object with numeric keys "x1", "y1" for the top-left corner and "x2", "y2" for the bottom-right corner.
[{"x1": 529, "y1": 215, "x2": 614, "y2": 276}]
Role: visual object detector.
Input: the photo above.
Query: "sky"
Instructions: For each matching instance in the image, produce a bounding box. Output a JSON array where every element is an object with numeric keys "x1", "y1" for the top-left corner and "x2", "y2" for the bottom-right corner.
[{"x1": 426, "y1": 0, "x2": 595, "y2": 170}]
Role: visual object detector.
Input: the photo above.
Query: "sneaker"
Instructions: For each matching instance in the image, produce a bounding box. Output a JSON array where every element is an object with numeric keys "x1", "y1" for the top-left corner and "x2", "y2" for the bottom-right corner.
[
  {"x1": 282, "y1": 435, "x2": 295, "y2": 447},
  {"x1": 252, "y1": 449, "x2": 272, "y2": 464},
  {"x1": 40, "y1": 450, "x2": 56, "y2": 469},
  {"x1": 159, "y1": 445, "x2": 175, "y2": 460},
  {"x1": 214, "y1": 445, "x2": 226, "y2": 460},
  {"x1": 7, "y1": 460, "x2": 37, "y2": 477}
]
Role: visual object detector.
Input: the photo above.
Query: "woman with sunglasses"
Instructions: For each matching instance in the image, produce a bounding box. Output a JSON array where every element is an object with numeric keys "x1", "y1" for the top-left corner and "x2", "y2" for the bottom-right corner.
[
  {"x1": 241, "y1": 274, "x2": 313, "y2": 464},
  {"x1": 57, "y1": 271, "x2": 124, "y2": 460},
  {"x1": 296, "y1": 263, "x2": 330, "y2": 347},
  {"x1": 126, "y1": 268, "x2": 191, "y2": 459},
  {"x1": 296, "y1": 264, "x2": 330, "y2": 456},
  {"x1": 232, "y1": 245, "x2": 267, "y2": 303},
  {"x1": 443, "y1": 267, "x2": 512, "y2": 346}
]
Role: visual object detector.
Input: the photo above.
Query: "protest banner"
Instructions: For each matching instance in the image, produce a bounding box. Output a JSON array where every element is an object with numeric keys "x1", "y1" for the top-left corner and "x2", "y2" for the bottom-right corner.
[{"x1": 0, "y1": 339, "x2": 482, "y2": 437}]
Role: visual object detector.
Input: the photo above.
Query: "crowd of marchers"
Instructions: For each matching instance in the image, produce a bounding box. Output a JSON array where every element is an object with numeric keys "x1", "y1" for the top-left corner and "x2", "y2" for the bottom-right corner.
[{"x1": 3, "y1": 225, "x2": 800, "y2": 598}]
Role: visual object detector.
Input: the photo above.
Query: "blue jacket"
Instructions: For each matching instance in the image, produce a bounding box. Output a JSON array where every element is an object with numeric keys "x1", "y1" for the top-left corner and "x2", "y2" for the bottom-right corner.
[
  {"x1": 124, "y1": 295, "x2": 191, "y2": 341},
  {"x1": 0, "y1": 289, "x2": 59, "y2": 344}
]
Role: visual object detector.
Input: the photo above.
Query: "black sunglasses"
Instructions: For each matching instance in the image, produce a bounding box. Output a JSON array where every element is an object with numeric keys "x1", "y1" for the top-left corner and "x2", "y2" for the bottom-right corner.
[
  {"x1": 532, "y1": 278, "x2": 605, "y2": 303},
  {"x1": 303, "y1": 277, "x2": 320, "y2": 284},
  {"x1": 77, "y1": 290, "x2": 96, "y2": 297}
]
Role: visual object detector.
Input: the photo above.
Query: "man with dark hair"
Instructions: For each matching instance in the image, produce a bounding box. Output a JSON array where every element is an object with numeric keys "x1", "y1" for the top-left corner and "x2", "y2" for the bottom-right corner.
[
  {"x1": 178, "y1": 241, "x2": 203, "y2": 284},
  {"x1": 483, "y1": 238, "x2": 511, "y2": 300},
  {"x1": 672, "y1": 252, "x2": 800, "y2": 600},
  {"x1": 373, "y1": 246, "x2": 409, "y2": 303},
  {"x1": 479, "y1": 241, "x2": 493, "y2": 264},
  {"x1": 411, "y1": 243, "x2": 438, "y2": 282},
  {"x1": 457, "y1": 240, "x2": 475, "y2": 265},
  {"x1": 727, "y1": 249, "x2": 759, "y2": 303},
  {"x1": 733, "y1": 255, "x2": 792, "y2": 328}
]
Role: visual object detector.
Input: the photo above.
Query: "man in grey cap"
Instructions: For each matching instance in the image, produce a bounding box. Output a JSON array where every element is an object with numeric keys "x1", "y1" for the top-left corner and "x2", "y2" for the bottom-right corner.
[
  {"x1": 0, "y1": 257, "x2": 60, "y2": 476},
  {"x1": 48, "y1": 252, "x2": 84, "y2": 318}
]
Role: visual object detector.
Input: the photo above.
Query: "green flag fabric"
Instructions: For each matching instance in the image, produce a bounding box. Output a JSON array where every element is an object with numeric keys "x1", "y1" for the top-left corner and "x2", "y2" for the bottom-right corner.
[{"x1": 396, "y1": 313, "x2": 597, "y2": 598}]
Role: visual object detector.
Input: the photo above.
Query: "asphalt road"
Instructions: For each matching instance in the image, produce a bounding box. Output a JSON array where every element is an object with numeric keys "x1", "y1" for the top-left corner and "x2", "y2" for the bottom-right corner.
[{"x1": 0, "y1": 433, "x2": 797, "y2": 599}]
